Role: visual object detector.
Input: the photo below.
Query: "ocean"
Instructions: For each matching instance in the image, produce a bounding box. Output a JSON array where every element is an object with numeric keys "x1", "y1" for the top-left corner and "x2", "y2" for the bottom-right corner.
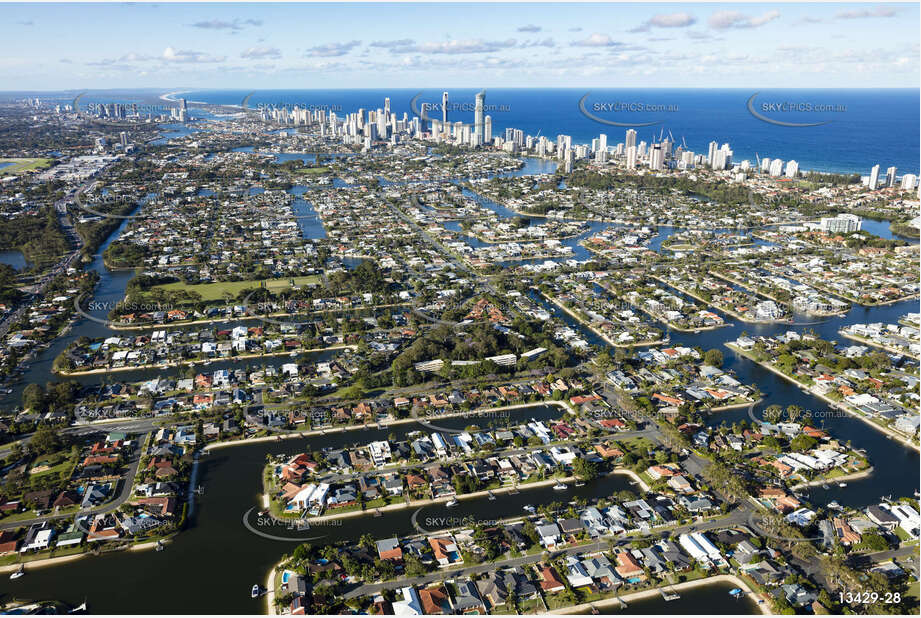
[{"x1": 177, "y1": 88, "x2": 919, "y2": 177}]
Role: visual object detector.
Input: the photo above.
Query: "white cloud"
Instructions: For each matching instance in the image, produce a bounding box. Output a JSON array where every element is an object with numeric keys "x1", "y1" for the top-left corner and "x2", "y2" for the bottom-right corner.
[
  {"x1": 391, "y1": 39, "x2": 518, "y2": 54},
  {"x1": 190, "y1": 18, "x2": 262, "y2": 31},
  {"x1": 305, "y1": 40, "x2": 361, "y2": 57},
  {"x1": 571, "y1": 33, "x2": 621, "y2": 47},
  {"x1": 630, "y1": 12, "x2": 696, "y2": 33},
  {"x1": 520, "y1": 38, "x2": 556, "y2": 48},
  {"x1": 240, "y1": 46, "x2": 281, "y2": 60},
  {"x1": 162, "y1": 47, "x2": 226, "y2": 63},
  {"x1": 517, "y1": 24, "x2": 542, "y2": 33},
  {"x1": 709, "y1": 10, "x2": 780, "y2": 29},
  {"x1": 836, "y1": 6, "x2": 898, "y2": 19}
]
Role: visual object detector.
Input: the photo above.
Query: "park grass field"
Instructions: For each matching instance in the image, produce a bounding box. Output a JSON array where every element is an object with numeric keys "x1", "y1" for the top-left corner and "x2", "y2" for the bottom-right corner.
[
  {"x1": 154, "y1": 275, "x2": 320, "y2": 301},
  {"x1": 0, "y1": 158, "x2": 54, "y2": 174},
  {"x1": 296, "y1": 166, "x2": 331, "y2": 175}
]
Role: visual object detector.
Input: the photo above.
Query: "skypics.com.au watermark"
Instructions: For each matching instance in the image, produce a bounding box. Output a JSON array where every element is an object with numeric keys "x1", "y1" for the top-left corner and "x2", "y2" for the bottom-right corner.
[
  {"x1": 254, "y1": 103, "x2": 344, "y2": 113},
  {"x1": 590, "y1": 102, "x2": 679, "y2": 114},
  {"x1": 73, "y1": 190, "x2": 149, "y2": 221},
  {"x1": 578, "y1": 93, "x2": 678, "y2": 127},
  {"x1": 413, "y1": 407, "x2": 514, "y2": 435},
  {"x1": 419, "y1": 101, "x2": 511, "y2": 114},
  {"x1": 74, "y1": 295, "x2": 177, "y2": 328},
  {"x1": 241, "y1": 507, "x2": 342, "y2": 542},
  {"x1": 746, "y1": 92, "x2": 845, "y2": 127}
]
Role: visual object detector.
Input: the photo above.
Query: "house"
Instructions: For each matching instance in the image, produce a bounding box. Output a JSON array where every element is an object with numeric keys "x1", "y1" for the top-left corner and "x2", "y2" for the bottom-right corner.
[
  {"x1": 392, "y1": 586, "x2": 422, "y2": 615},
  {"x1": 559, "y1": 517, "x2": 585, "y2": 538},
  {"x1": 537, "y1": 565, "x2": 566, "y2": 593},
  {"x1": 614, "y1": 551, "x2": 645, "y2": 580},
  {"x1": 376, "y1": 537, "x2": 403, "y2": 562},
  {"x1": 564, "y1": 555, "x2": 594, "y2": 588},
  {"x1": 476, "y1": 572, "x2": 509, "y2": 609},
  {"x1": 582, "y1": 555, "x2": 619, "y2": 588},
  {"x1": 0, "y1": 530, "x2": 20, "y2": 554},
  {"x1": 536, "y1": 523, "x2": 561, "y2": 548},
  {"x1": 419, "y1": 584, "x2": 452, "y2": 615},
  {"x1": 429, "y1": 536, "x2": 463, "y2": 567},
  {"x1": 20, "y1": 523, "x2": 54, "y2": 552},
  {"x1": 452, "y1": 579, "x2": 486, "y2": 614}
]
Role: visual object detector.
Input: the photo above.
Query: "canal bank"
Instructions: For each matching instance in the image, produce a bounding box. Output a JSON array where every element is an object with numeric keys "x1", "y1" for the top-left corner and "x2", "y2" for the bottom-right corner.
[
  {"x1": 555, "y1": 574, "x2": 766, "y2": 615},
  {"x1": 1, "y1": 403, "x2": 637, "y2": 614}
]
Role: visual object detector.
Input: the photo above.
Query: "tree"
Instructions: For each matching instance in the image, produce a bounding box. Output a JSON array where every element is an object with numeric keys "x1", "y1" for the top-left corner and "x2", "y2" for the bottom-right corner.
[
  {"x1": 703, "y1": 349, "x2": 723, "y2": 368},
  {"x1": 790, "y1": 434, "x2": 817, "y2": 452},
  {"x1": 30, "y1": 424, "x2": 62, "y2": 456},
  {"x1": 572, "y1": 458, "x2": 599, "y2": 481},
  {"x1": 22, "y1": 383, "x2": 46, "y2": 413}
]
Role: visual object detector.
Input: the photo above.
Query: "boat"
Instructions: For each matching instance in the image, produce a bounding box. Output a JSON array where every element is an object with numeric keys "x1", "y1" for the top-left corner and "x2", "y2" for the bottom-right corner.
[
  {"x1": 523, "y1": 504, "x2": 536, "y2": 513},
  {"x1": 729, "y1": 588, "x2": 743, "y2": 598},
  {"x1": 251, "y1": 585, "x2": 262, "y2": 598},
  {"x1": 445, "y1": 498, "x2": 459, "y2": 508},
  {"x1": 553, "y1": 482, "x2": 567, "y2": 491},
  {"x1": 9, "y1": 564, "x2": 24, "y2": 580},
  {"x1": 487, "y1": 491, "x2": 496, "y2": 501},
  {"x1": 574, "y1": 481, "x2": 586, "y2": 487},
  {"x1": 821, "y1": 484, "x2": 830, "y2": 490},
  {"x1": 155, "y1": 540, "x2": 165, "y2": 552},
  {"x1": 838, "y1": 482, "x2": 847, "y2": 488}
]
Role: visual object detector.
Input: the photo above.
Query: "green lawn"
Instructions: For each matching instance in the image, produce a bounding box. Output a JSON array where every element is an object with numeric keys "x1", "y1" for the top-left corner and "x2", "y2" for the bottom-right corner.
[
  {"x1": 296, "y1": 166, "x2": 330, "y2": 175},
  {"x1": 0, "y1": 158, "x2": 54, "y2": 174},
  {"x1": 154, "y1": 275, "x2": 320, "y2": 302}
]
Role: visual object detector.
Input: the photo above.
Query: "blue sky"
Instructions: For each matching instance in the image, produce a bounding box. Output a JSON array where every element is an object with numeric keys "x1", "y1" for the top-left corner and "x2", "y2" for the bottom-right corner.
[{"x1": 1, "y1": 2, "x2": 918, "y2": 90}]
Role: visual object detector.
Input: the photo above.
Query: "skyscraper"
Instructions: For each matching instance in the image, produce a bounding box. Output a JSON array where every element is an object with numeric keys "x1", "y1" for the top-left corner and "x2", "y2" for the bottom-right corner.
[
  {"x1": 785, "y1": 160, "x2": 799, "y2": 178},
  {"x1": 474, "y1": 90, "x2": 485, "y2": 146},
  {"x1": 598, "y1": 133, "x2": 607, "y2": 153},
  {"x1": 626, "y1": 145, "x2": 637, "y2": 170},
  {"x1": 886, "y1": 166, "x2": 897, "y2": 187},
  {"x1": 441, "y1": 91, "x2": 449, "y2": 126},
  {"x1": 625, "y1": 129, "x2": 636, "y2": 150},
  {"x1": 869, "y1": 164, "x2": 880, "y2": 190},
  {"x1": 484, "y1": 115, "x2": 492, "y2": 144},
  {"x1": 649, "y1": 144, "x2": 663, "y2": 170}
]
